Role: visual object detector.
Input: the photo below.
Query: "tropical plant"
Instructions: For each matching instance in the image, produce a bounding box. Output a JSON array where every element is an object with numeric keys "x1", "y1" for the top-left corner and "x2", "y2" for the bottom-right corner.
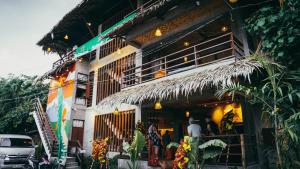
[
  {"x1": 91, "y1": 137, "x2": 110, "y2": 169},
  {"x1": 123, "y1": 130, "x2": 146, "y2": 169},
  {"x1": 168, "y1": 136, "x2": 226, "y2": 169},
  {"x1": 0, "y1": 75, "x2": 48, "y2": 133},
  {"x1": 215, "y1": 54, "x2": 300, "y2": 168}
]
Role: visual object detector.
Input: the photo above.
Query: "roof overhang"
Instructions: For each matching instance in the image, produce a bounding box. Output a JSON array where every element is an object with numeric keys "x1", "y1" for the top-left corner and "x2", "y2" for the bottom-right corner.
[{"x1": 97, "y1": 58, "x2": 262, "y2": 107}]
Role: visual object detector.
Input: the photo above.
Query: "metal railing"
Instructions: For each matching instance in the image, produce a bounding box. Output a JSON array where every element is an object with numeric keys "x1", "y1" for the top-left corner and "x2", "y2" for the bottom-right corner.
[
  {"x1": 34, "y1": 98, "x2": 57, "y2": 155},
  {"x1": 52, "y1": 50, "x2": 75, "y2": 69},
  {"x1": 202, "y1": 134, "x2": 258, "y2": 168},
  {"x1": 121, "y1": 32, "x2": 245, "y2": 88}
]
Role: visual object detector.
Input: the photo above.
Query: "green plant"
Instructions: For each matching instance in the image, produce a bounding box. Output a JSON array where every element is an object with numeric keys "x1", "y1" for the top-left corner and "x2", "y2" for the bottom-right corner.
[
  {"x1": 168, "y1": 137, "x2": 226, "y2": 169},
  {"x1": 123, "y1": 130, "x2": 146, "y2": 169},
  {"x1": 215, "y1": 55, "x2": 300, "y2": 168}
]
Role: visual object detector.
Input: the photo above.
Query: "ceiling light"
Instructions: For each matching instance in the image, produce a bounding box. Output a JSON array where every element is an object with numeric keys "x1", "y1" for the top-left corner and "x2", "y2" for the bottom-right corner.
[
  {"x1": 87, "y1": 22, "x2": 92, "y2": 26},
  {"x1": 183, "y1": 56, "x2": 188, "y2": 63},
  {"x1": 184, "y1": 42, "x2": 190, "y2": 47},
  {"x1": 154, "y1": 101, "x2": 162, "y2": 110},
  {"x1": 185, "y1": 111, "x2": 190, "y2": 118},
  {"x1": 114, "y1": 108, "x2": 119, "y2": 115},
  {"x1": 155, "y1": 28, "x2": 162, "y2": 37},
  {"x1": 221, "y1": 26, "x2": 229, "y2": 32},
  {"x1": 47, "y1": 47, "x2": 51, "y2": 52},
  {"x1": 229, "y1": 0, "x2": 238, "y2": 3},
  {"x1": 117, "y1": 48, "x2": 121, "y2": 55}
]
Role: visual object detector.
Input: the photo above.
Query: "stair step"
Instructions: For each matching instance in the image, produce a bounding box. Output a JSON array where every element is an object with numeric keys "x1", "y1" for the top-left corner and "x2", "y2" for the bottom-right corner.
[
  {"x1": 66, "y1": 166, "x2": 80, "y2": 169},
  {"x1": 67, "y1": 157, "x2": 77, "y2": 163}
]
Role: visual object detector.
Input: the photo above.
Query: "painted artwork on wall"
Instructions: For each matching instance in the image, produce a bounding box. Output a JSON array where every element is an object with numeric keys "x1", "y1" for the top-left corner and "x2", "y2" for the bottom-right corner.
[{"x1": 46, "y1": 64, "x2": 76, "y2": 160}]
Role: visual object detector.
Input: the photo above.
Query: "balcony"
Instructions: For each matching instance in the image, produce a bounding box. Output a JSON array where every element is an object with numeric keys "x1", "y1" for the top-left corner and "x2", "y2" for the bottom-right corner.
[{"x1": 121, "y1": 32, "x2": 244, "y2": 89}]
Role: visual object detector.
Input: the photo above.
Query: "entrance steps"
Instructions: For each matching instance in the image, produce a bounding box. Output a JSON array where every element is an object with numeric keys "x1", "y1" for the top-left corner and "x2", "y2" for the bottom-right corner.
[{"x1": 66, "y1": 157, "x2": 81, "y2": 169}]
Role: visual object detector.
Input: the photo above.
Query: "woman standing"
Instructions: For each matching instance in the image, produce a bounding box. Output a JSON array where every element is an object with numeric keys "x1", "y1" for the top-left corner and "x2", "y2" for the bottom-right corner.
[{"x1": 148, "y1": 120, "x2": 161, "y2": 166}]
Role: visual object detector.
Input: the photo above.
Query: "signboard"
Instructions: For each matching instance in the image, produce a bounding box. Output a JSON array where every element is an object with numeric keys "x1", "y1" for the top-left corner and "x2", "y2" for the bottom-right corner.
[{"x1": 74, "y1": 12, "x2": 137, "y2": 58}]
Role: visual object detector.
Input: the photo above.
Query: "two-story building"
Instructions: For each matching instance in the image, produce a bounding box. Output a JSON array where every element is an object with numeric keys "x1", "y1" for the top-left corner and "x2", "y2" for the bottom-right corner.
[{"x1": 36, "y1": 0, "x2": 272, "y2": 168}]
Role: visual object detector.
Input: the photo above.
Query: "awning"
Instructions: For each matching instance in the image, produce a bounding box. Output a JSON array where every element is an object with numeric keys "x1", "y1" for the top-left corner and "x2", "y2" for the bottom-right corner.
[
  {"x1": 97, "y1": 58, "x2": 262, "y2": 107},
  {"x1": 74, "y1": 12, "x2": 137, "y2": 58}
]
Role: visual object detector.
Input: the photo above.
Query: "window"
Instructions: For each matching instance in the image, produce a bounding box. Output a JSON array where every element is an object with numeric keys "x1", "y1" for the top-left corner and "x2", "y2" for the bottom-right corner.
[
  {"x1": 94, "y1": 110, "x2": 135, "y2": 152},
  {"x1": 96, "y1": 53, "x2": 136, "y2": 103},
  {"x1": 86, "y1": 71, "x2": 95, "y2": 107},
  {"x1": 0, "y1": 138, "x2": 33, "y2": 147}
]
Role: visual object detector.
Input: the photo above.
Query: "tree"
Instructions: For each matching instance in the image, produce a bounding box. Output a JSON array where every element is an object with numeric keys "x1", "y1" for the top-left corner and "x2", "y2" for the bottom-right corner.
[
  {"x1": 245, "y1": 0, "x2": 300, "y2": 71},
  {"x1": 216, "y1": 55, "x2": 300, "y2": 168},
  {"x1": 0, "y1": 75, "x2": 48, "y2": 133}
]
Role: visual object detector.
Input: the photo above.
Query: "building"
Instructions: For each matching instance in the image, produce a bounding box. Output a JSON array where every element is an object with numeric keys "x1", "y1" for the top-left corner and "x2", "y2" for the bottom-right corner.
[{"x1": 34, "y1": 0, "x2": 272, "y2": 168}]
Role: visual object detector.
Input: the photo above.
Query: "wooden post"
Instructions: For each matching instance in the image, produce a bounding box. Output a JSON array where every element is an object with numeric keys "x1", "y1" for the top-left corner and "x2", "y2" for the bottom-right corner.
[{"x1": 240, "y1": 134, "x2": 247, "y2": 169}]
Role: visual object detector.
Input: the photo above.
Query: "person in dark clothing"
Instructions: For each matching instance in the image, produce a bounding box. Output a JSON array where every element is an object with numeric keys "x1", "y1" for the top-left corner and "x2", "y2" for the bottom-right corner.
[
  {"x1": 205, "y1": 117, "x2": 220, "y2": 136},
  {"x1": 162, "y1": 130, "x2": 171, "y2": 146}
]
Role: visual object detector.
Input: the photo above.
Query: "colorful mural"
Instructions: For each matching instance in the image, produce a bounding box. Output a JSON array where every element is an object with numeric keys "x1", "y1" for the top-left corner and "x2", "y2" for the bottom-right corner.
[{"x1": 46, "y1": 65, "x2": 76, "y2": 160}]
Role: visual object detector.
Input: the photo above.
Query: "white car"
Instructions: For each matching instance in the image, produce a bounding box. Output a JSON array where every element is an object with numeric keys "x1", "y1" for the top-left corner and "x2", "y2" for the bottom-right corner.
[{"x1": 0, "y1": 134, "x2": 35, "y2": 169}]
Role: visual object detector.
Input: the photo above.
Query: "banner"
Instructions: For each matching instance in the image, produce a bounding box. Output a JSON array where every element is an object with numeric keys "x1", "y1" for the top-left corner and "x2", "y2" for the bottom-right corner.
[{"x1": 46, "y1": 64, "x2": 76, "y2": 161}]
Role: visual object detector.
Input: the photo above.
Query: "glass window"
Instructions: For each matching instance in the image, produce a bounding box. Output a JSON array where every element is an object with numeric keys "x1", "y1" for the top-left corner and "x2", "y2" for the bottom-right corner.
[{"x1": 0, "y1": 138, "x2": 33, "y2": 147}]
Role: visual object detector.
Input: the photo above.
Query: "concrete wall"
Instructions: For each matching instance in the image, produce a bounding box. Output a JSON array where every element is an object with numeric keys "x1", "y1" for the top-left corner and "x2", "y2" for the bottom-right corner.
[{"x1": 81, "y1": 43, "x2": 143, "y2": 155}]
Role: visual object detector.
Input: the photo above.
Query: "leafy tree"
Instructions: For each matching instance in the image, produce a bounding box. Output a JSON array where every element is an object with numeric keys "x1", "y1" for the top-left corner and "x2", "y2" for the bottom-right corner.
[
  {"x1": 245, "y1": 0, "x2": 300, "y2": 71},
  {"x1": 0, "y1": 75, "x2": 48, "y2": 133},
  {"x1": 216, "y1": 55, "x2": 300, "y2": 168}
]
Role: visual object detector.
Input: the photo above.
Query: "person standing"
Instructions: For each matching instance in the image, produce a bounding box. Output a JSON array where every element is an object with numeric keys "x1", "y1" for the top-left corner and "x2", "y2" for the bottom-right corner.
[
  {"x1": 187, "y1": 117, "x2": 201, "y2": 137},
  {"x1": 205, "y1": 117, "x2": 220, "y2": 136},
  {"x1": 148, "y1": 121, "x2": 161, "y2": 166}
]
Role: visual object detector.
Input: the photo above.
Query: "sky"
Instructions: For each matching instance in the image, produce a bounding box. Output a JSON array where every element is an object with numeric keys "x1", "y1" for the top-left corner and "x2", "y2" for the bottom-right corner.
[{"x1": 0, "y1": 0, "x2": 81, "y2": 77}]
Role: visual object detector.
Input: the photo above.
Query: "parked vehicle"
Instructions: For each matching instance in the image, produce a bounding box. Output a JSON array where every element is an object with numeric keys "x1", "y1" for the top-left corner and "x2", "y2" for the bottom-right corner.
[{"x1": 0, "y1": 134, "x2": 35, "y2": 168}]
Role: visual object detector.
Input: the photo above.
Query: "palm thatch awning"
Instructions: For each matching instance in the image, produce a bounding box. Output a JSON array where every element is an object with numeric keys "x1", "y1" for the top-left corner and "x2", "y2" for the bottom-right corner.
[{"x1": 97, "y1": 58, "x2": 262, "y2": 107}]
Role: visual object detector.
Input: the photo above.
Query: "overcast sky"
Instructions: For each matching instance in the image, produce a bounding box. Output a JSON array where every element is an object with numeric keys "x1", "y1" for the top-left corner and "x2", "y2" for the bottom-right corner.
[{"x1": 0, "y1": 0, "x2": 81, "y2": 77}]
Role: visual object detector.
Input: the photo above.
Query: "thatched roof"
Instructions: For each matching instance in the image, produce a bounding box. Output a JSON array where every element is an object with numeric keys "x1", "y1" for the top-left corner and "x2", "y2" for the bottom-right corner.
[
  {"x1": 97, "y1": 58, "x2": 262, "y2": 107},
  {"x1": 37, "y1": 0, "x2": 134, "y2": 55}
]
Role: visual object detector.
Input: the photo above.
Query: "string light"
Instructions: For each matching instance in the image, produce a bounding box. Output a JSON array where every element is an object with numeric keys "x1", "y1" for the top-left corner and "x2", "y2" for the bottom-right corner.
[
  {"x1": 155, "y1": 28, "x2": 162, "y2": 37},
  {"x1": 64, "y1": 34, "x2": 69, "y2": 40},
  {"x1": 47, "y1": 47, "x2": 51, "y2": 52},
  {"x1": 154, "y1": 101, "x2": 162, "y2": 110}
]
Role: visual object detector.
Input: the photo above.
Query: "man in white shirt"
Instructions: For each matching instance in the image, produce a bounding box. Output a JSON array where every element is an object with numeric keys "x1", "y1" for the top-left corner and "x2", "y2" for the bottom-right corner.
[{"x1": 187, "y1": 117, "x2": 201, "y2": 137}]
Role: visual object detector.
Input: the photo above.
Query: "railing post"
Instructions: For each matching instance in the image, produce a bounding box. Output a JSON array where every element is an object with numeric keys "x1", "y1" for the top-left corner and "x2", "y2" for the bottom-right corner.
[
  {"x1": 164, "y1": 57, "x2": 167, "y2": 71},
  {"x1": 230, "y1": 33, "x2": 236, "y2": 62},
  {"x1": 240, "y1": 134, "x2": 247, "y2": 169},
  {"x1": 194, "y1": 46, "x2": 198, "y2": 66}
]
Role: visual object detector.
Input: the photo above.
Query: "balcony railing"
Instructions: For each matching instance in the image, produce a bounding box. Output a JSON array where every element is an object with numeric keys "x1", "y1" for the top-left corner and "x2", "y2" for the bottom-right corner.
[
  {"x1": 121, "y1": 32, "x2": 245, "y2": 88},
  {"x1": 203, "y1": 134, "x2": 258, "y2": 168}
]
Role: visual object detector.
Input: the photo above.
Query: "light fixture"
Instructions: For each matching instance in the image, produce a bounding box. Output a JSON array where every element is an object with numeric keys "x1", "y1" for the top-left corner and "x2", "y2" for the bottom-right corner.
[
  {"x1": 87, "y1": 22, "x2": 92, "y2": 26},
  {"x1": 215, "y1": 103, "x2": 218, "y2": 106},
  {"x1": 64, "y1": 34, "x2": 69, "y2": 40},
  {"x1": 229, "y1": 0, "x2": 238, "y2": 3},
  {"x1": 79, "y1": 58, "x2": 83, "y2": 62},
  {"x1": 183, "y1": 56, "x2": 188, "y2": 63},
  {"x1": 47, "y1": 47, "x2": 51, "y2": 52},
  {"x1": 184, "y1": 41, "x2": 190, "y2": 47},
  {"x1": 185, "y1": 111, "x2": 190, "y2": 118},
  {"x1": 117, "y1": 48, "x2": 121, "y2": 55},
  {"x1": 155, "y1": 28, "x2": 162, "y2": 37},
  {"x1": 154, "y1": 101, "x2": 162, "y2": 110},
  {"x1": 204, "y1": 104, "x2": 207, "y2": 107},
  {"x1": 113, "y1": 108, "x2": 119, "y2": 115},
  {"x1": 221, "y1": 26, "x2": 229, "y2": 32}
]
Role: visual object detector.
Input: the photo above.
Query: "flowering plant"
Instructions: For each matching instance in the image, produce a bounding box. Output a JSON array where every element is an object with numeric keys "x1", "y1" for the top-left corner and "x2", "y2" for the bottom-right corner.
[
  {"x1": 92, "y1": 137, "x2": 109, "y2": 164},
  {"x1": 173, "y1": 136, "x2": 191, "y2": 169}
]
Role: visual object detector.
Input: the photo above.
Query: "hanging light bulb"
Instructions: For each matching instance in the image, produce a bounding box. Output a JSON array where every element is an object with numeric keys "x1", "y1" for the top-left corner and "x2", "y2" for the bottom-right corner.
[
  {"x1": 183, "y1": 56, "x2": 188, "y2": 63},
  {"x1": 47, "y1": 47, "x2": 51, "y2": 52},
  {"x1": 155, "y1": 28, "x2": 162, "y2": 37},
  {"x1": 87, "y1": 22, "x2": 92, "y2": 26},
  {"x1": 185, "y1": 111, "x2": 190, "y2": 118},
  {"x1": 229, "y1": 0, "x2": 238, "y2": 4},
  {"x1": 221, "y1": 26, "x2": 229, "y2": 32},
  {"x1": 114, "y1": 108, "x2": 119, "y2": 115},
  {"x1": 154, "y1": 101, "x2": 162, "y2": 110},
  {"x1": 64, "y1": 34, "x2": 69, "y2": 40},
  {"x1": 117, "y1": 48, "x2": 122, "y2": 55}
]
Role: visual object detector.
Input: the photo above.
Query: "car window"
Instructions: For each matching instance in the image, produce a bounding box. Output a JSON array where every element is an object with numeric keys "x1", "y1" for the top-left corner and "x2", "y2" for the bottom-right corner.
[{"x1": 0, "y1": 138, "x2": 33, "y2": 147}]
